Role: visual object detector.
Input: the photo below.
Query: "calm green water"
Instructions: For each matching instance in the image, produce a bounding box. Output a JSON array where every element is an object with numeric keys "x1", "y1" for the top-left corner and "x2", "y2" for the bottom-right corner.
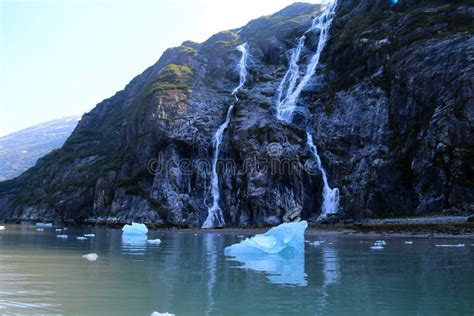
[{"x1": 0, "y1": 225, "x2": 473, "y2": 315}]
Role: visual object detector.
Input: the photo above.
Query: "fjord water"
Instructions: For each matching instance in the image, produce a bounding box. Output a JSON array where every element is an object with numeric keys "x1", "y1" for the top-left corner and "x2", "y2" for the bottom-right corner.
[{"x1": 1, "y1": 225, "x2": 473, "y2": 315}]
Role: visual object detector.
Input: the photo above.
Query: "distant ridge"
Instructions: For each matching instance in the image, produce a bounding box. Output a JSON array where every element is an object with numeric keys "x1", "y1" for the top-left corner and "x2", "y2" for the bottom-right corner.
[{"x1": 0, "y1": 115, "x2": 81, "y2": 181}]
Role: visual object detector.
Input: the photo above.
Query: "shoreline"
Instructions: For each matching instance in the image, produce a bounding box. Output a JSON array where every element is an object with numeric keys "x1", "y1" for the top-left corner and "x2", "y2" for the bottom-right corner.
[
  {"x1": 185, "y1": 224, "x2": 474, "y2": 240},
  {"x1": 3, "y1": 215, "x2": 474, "y2": 239}
]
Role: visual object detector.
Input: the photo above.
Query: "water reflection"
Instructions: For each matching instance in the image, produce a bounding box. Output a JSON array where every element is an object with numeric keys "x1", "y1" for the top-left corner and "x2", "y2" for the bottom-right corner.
[
  {"x1": 204, "y1": 234, "x2": 218, "y2": 316},
  {"x1": 226, "y1": 251, "x2": 307, "y2": 286},
  {"x1": 314, "y1": 246, "x2": 341, "y2": 315},
  {"x1": 322, "y1": 247, "x2": 340, "y2": 286},
  {"x1": 121, "y1": 235, "x2": 147, "y2": 255}
]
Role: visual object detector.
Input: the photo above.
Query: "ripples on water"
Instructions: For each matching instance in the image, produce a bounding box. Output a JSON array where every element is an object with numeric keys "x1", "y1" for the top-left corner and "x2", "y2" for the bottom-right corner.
[{"x1": 0, "y1": 225, "x2": 473, "y2": 315}]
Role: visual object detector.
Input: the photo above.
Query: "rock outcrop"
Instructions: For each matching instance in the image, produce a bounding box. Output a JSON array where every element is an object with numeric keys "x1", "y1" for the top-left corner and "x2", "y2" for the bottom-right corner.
[{"x1": 0, "y1": 0, "x2": 472, "y2": 226}]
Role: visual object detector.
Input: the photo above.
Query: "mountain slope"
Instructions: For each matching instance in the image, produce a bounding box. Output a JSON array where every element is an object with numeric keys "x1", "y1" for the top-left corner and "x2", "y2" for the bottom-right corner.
[
  {"x1": 0, "y1": 0, "x2": 472, "y2": 225},
  {"x1": 0, "y1": 116, "x2": 80, "y2": 181}
]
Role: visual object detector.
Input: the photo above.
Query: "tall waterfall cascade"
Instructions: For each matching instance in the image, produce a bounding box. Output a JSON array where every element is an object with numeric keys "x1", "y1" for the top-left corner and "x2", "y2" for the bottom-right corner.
[
  {"x1": 276, "y1": 1, "x2": 340, "y2": 216},
  {"x1": 203, "y1": 43, "x2": 249, "y2": 228}
]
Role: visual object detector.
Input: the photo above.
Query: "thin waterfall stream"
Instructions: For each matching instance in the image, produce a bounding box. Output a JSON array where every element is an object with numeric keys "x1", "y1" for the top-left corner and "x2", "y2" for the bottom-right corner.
[
  {"x1": 276, "y1": 1, "x2": 340, "y2": 216},
  {"x1": 203, "y1": 43, "x2": 249, "y2": 228}
]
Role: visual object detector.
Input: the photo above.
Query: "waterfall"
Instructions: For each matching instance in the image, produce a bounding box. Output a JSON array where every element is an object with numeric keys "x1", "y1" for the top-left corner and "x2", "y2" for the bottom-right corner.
[
  {"x1": 203, "y1": 43, "x2": 249, "y2": 228},
  {"x1": 275, "y1": 1, "x2": 340, "y2": 216},
  {"x1": 306, "y1": 132, "x2": 339, "y2": 215},
  {"x1": 276, "y1": 0, "x2": 338, "y2": 122}
]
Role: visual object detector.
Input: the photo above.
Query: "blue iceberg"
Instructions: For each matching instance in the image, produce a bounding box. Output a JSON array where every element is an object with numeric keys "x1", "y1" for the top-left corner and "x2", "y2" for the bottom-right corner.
[
  {"x1": 224, "y1": 221, "x2": 308, "y2": 286},
  {"x1": 122, "y1": 223, "x2": 148, "y2": 236},
  {"x1": 225, "y1": 221, "x2": 307, "y2": 255}
]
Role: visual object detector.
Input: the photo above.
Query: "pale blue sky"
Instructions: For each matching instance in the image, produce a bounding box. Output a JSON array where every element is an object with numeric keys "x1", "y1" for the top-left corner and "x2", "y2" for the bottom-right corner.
[{"x1": 0, "y1": 0, "x2": 322, "y2": 136}]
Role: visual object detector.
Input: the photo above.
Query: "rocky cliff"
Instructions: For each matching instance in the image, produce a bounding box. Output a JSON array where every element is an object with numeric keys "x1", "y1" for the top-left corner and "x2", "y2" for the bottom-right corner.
[{"x1": 0, "y1": 0, "x2": 472, "y2": 226}]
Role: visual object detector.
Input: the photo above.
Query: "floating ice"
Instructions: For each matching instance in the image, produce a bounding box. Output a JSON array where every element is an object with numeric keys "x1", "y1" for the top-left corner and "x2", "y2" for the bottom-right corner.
[
  {"x1": 151, "y1": 312, "x2": 175, "y2": 316},
  {"x1": 36, "y1": 223, "x2": 52, "y2": 227},
  {"x1": 237, "y1": 235, "x2": 245, "y2": 238},
  {"x1": 370, "y1": 245, "x2": 384, "y2": 250},
  {"x1": 56, "y1": 235, "x2": 68, "y2": 239},
  {"x1": 0, "y1": 226, "x2": 5, "y2": 230},
  {"x1": 63, "y1": 228, "x2": 68, "y2": 231},
  {"x1": 36, "y1": 228, "x2": 44, "y2": 232},
  {"x1": 82, "y1": 253, "x2": 98, "y2": 261},
  {"x1": 55, "y1": 229, "x2": 62, "y2": 232},
  {"x1": 435, "y1": 244, "x2": 465, "y2": 248},
  {"x1": 122, "y1": 223, "x2": 148, "y2": 236},
  {"x1": 375, "y1": 240, "x2": 387, "y2": 245},
  {"x1": 405, "y1": 241, "x2": 413, "y2": 245},
  {"x1": 76, "y1": 237, "x2": 87, "y2": 241},
  {"x1": 84, "y1": 234, "x2": 95, "y2": 237},
  {"x1": 225, "y1": 221, "x2": 307, "y2": 255},
  {"x1": 147, "y1": 239, "x2": 162, "y2": 245},
  {"x1": 310, "y1": 241, "x2": 322, "y2": 247}
]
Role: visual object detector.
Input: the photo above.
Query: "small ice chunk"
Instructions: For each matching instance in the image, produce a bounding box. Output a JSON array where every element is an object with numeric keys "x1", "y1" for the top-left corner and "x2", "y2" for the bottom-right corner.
[
  {"x1": 237, "y1": 235, "x2": 245, "y2": 238},
  {"x1": 122, "y1": 223, "x2": 148, "y2": 236},
  {"x1": 55, "y1": 229, "x2": 62, "y2": 232},
  {"x1": 310, "y1": 241, "x2": 322, "y2": 247},
  {"x1": 36, "y1": 223, "x2": 52, "y2": 227},
  {"x1": 36, "y1": 228, "x2": 44, "y2": 232},
  {"x1": 76, "y1": 237, "x2": 87, "y2": 240},
  {"x1": 375, "y1": 240, "x2": 386, "y2": 245},
  {"x1": 63, "y1": 228, "x2": 68, "y2": 231},
  {"x1": 0, "y1": 226, "x2": 5, "y2": 230},
  {"x1": 435, "y1": 244, "x2": 465, "y2": 248},
  {"x1": 225, "y1": 221, "x2": 307, "y2": 255},
  {"x1": 405, "y1": 241, "x2": 413, "y2": 245},
  {"x1": 147, "y1": 239, "x2": 162, "y2": 245},
  {"x1": 84, "y1": 234, "x2": 95, "y2": 237},
  {"x1": 370, "y1": 245, "x2": 384, "y2": 250},
  {"x1": 82, "y1": 253, "x2": 98, "y2": 261},
  {"x1": 151, "y1": 312, "x2": 175, "y2": 316},
  {"x1": 56, "y1": 235, "x2": 68, "y2": 239}
]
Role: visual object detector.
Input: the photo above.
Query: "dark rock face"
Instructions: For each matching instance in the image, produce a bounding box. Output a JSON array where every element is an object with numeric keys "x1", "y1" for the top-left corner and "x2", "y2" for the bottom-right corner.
[
  {"x1": 0, "y1": 0, "x2": 472, "y2": 226},
  {"x1": 319, "y1": 0, "x2": 474, "y2": 217}
]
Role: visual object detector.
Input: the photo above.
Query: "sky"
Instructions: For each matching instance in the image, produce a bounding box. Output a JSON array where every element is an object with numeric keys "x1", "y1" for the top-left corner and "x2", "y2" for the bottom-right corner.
[{"x1": 0, "y1": 0, "x2": 323, "y2": 137}]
